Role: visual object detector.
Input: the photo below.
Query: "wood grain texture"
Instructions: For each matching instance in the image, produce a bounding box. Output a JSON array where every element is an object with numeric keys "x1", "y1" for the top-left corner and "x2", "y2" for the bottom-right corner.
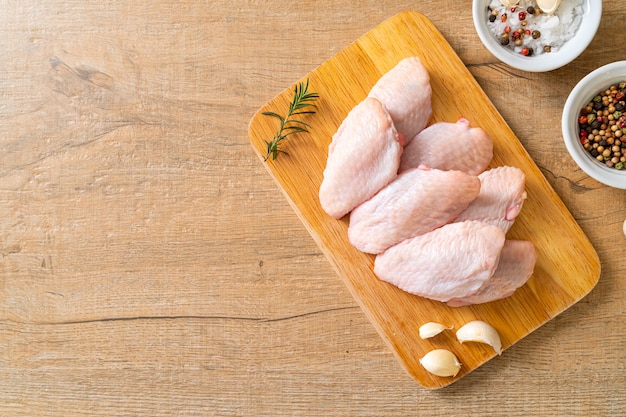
[
  {"x1": 0, "y1": 0, "x2": 625, "y2": 414},
  {"x1": 248, "y1": 11, "x2": 600, "y2": 389}
]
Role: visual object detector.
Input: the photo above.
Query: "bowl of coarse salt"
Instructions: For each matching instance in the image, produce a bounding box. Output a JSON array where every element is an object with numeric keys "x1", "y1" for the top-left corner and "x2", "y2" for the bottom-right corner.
[
  {"x1": 472, "y1": 0, "x2": 602, "y2": 72},
  {"x1": 562, "y1": 61, "x2": 626, "y2": 189}
]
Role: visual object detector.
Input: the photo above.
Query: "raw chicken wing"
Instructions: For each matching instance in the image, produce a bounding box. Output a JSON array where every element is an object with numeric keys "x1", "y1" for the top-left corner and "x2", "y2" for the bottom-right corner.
[
  {"x1": 319, "y1": 97, "x2": 403, "y2": 218},
  {"x1": 399, "y1": 117, "x2": 493, "y2": 175},
  {"x1": 368, "y1": 57, "x2": 432, "y2": 142},
  {"x1": 374, "y1": 221, "x2": 506, "y2": 303},
  {"x1": 348, "y1": 166, "x2": 481, "y2": 254}
]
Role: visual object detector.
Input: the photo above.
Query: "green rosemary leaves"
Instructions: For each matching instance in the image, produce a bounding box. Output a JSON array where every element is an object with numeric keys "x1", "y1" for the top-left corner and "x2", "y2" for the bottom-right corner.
[{"x1": 263, "y1": 79, "x2": 319, "y2": 161}]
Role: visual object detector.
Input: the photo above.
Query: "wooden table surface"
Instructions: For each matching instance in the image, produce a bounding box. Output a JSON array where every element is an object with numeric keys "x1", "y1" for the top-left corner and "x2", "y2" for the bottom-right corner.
[{"x1": 1, "y1": 1, "x2": 624, "y2": 415}]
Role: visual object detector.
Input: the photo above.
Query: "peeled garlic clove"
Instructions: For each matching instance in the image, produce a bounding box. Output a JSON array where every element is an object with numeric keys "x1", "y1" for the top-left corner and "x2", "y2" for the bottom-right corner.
[
  {"x1": 419, "y1": 349, "x2": 462, "y2": 377},
  {"x1": 537, "y1": 0, "x2": 561, "y2": 15},
  {"x1": 419, "y1": 322, "x2": 453, "y2": 339},
  {"x1": 456, "y1": 320, "x2": 503, "y2": 355},
  {"x1": 499, "y1": 0, "x2": 520, "y2": 7}
]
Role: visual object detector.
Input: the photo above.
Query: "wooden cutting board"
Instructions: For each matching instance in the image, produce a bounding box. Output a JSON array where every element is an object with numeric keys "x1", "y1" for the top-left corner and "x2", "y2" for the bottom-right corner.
[{"x1": 247, "y1": 11, "x2": 600, "y2": 389}]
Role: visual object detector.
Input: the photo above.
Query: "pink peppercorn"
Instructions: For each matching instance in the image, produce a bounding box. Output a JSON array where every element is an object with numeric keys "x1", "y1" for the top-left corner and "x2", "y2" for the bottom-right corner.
[{"x1": 518, "y1": 11, "x2": 527, "y2": 20}]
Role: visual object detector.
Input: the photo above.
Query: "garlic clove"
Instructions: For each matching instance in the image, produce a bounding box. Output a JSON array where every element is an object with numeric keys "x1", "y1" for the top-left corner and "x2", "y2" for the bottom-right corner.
[
  {"x1": 456, "y1": 320, "x2": 503, "y2": 355},
  {"x1": 419, "y1": 349, "x2": 462, "y2": 377},
  {"x1": 536, "y1": 0, "x2": 562, "y2": 15},
  {"x1": 623, "y1": 219, "x2": 625, "y2": 237},
  {"x1": 499, "y1": 0, "x2": 520, "y2": 7},
  {"x1": 419, "y1": 322, "x2": 453, "y2": 339}
]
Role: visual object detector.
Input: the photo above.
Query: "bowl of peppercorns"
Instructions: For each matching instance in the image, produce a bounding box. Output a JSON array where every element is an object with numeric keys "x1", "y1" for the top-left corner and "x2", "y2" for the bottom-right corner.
[
  {"x1": 472, "y1": 0, "x2": 602, "y2": 72},
  {"x1": 562, "y1": 61, "x2": 626, "y2": 189}
]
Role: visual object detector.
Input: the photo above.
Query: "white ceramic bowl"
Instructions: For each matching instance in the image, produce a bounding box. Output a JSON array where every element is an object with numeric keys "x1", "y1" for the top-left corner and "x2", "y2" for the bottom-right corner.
[
  {"x1": 472, "y1": 0, "x2": 602, "y2": 72},
  {"x1": 562, "y1": 61, "x2": 626, "y2": 189}
]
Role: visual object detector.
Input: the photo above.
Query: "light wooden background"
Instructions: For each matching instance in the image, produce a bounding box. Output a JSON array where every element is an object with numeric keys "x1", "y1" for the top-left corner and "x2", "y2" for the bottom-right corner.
[{"x1": 1, "y1": 1, "x2": 625, "y2": 415}]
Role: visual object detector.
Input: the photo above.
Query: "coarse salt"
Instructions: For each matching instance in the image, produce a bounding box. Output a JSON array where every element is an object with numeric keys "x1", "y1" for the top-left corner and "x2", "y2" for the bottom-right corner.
[{"x1": 487, "y1": 0, "x2": 584, "y2": 55}]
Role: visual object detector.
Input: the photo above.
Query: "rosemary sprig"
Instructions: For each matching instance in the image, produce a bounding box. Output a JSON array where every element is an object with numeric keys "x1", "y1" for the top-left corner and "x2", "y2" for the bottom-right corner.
[{"x1": 263, "y1": 78, "x2": 319, "y2": 161}]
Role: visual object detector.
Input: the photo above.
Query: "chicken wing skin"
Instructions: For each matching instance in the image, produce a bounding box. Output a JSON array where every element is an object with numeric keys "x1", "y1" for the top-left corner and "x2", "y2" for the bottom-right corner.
[
  {"x1": 368, "y1": 57, "x2": 432, "y2": 142},
  {"x1": 399, "y1": 117, "x2": 493, "y2": 175},
  {"x1": 319, "y1": 97, "x2": 403, "y2": 219},
  {"x1": 348, "y1": 166, "x2": 481, "y2": 254},
  {"x1": 454, "y1": 166, "x2": 526, "y2": 233},
  {"x1": 374, "y1": 221, "x2": 506, "y2": 303},
  {"x1": 446, "y1": 240, "x2": 536, "y2": 307}
]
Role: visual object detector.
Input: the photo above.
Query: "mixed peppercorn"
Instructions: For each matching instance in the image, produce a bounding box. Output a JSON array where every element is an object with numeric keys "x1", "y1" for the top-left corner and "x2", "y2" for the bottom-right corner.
[
  {"x1": 578, "y1": 82, "x2": 626, "y2": 170},
  {"x1": 487, "y1": 3, "x2": 553, "y2": 56}
]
